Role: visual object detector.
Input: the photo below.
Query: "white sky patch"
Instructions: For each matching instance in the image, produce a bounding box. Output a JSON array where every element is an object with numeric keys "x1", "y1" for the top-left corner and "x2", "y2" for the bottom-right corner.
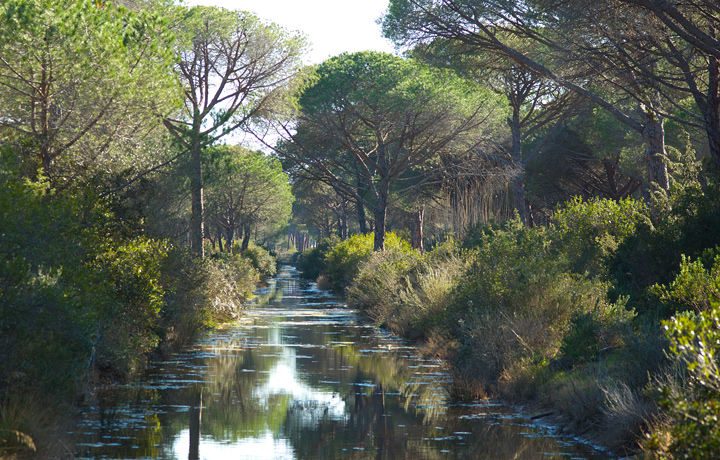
[{"x1": 181, "y1": 0, "x2": 397, "y2": 64}]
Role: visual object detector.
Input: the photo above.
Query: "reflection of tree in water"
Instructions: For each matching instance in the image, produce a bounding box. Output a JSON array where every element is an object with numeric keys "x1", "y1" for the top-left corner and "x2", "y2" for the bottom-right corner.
[{"x1": 72, "y1": 269, "x2": 609, "y2": 460}]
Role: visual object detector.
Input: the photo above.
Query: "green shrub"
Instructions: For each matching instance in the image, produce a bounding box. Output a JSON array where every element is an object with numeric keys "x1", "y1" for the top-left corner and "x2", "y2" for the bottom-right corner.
[
  {"x1": 347, "y1": 245, "x2": 422, "y2": 324},
  {"x1": 560, "y1": 296, "x2": 635, "y2": 364},
  {"x1": 298, "y1": 236, "x2": 339, "y2": 280},
  {"x1": 92, "y1": 237, "x2": 169, "y2": 378},
  {"x1": 347, "y1": 237, "x2": 465, "y2": 340},
  {"x1": 449, "y1": 220, "x2": 611, "y2": 393},
  {"x1": 610, "y1": 166, "x2": 720, "y2": 316},
  {"x1": 651, "y1": 248, "x2": 720, "y2": 314},
  {"x1": 552, "y1": 196, "x2": 650, "y2": 278},
  {"x1": 325, "y1": 233, "x2": 411, "y2": 294},
  {"x1": 646, "y1": 286, "x2": 720, "y2": 459},
  {"x1": 241, "y1": 243, "x2": 278, "y2": 276}
]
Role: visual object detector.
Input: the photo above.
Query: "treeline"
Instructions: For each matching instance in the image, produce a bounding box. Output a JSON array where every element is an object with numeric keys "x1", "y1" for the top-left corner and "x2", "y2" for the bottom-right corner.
[{"x1": 0, "y1": 0, "x2": 301, "y2": 456}]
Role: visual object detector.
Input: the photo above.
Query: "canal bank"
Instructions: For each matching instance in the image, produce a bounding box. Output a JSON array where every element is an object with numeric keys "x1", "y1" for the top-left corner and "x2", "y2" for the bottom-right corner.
[{"x1": 67, "y1": 266, "x2": 612, "y2": 459}]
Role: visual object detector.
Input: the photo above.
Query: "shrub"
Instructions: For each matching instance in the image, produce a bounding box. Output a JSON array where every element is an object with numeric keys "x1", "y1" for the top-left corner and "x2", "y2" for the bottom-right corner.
[
  {"x1": 645, "y1": 287, "x2": 720, "y2": 459},
  {"x1": 92, "y1": 237, "x2": 169, "y2": 378},
  {"x1": 610, "y1": 165, "x2": 720, "y2": 316},
  {"x1": 324, "y1": 233, "x2": 411, "y2": 294},
  {"x1": 346, "y1": 245, "x2": 423, "y2": 327},
  {"x1": 552, "y1": 196, "x2": 650, "y2": 278},
  {"x1": 651, "y1": 248, "x2": 720, "y2": 314},
  {"x1": 449, "y1": 220, "x2": 611, "y2": 394},
  {"x1": 241, "y1": 243, "x2": 278, "y2": 276},
  {"x1": 560, "y1": 296, "x2": 636, "y2": 364},
  {"x1": 298, "y1": 236, "x2": 339, "y2": 280}
]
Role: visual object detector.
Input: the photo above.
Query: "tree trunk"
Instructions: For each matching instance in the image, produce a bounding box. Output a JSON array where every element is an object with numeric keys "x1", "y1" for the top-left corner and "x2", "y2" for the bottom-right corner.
[
  {"x1": 240, "y1": 224, "x2": 251, "y2": 252},
  {"x1": 358, "y1": 201, "x2": 368, "y2": 234},
  {"x1": 373, "y1": 207, "x2": 387, "y2": 251},
  {"x1": 340, "y1": 201, "x2": 349, "y2": 240},
  {"x1": 508, "y1": 112, "x2": 528, "y2": 224},
  {"x1": 705, "y1": 55, "x2": 720, "y2": 169},
  {"x1": 357, "y1": 178, "x2": 369, "y2": 234},
  {"x1": 411, "y1": 206, "x2": 424, "y2": 252},
  {"x1": 225, "y1": 227, "x2": 234, "y2": 253},
  {"x1": 641, "y1": 114, "x2": 669, "y2": 191},
  {"x1": 190, "y1": 139, "x2": 205, "y2": 258}
]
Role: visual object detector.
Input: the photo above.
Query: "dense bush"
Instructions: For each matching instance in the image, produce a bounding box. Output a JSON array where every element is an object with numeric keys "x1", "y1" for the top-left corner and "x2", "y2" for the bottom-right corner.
[
  {"x1": 610, "y1": 165, "x2": 720, "y2": 316},
  {"x1": 241, "y1": 243, "x2": 278, "y2": 276},
  {"x1": 645, "y1": 288, "x2": 720, "y2": 459},
  {"x1": 324, "y1": 233, "x2": 411, "y2": 294},
  {"x1": 0, "y1": 162, "x2": 261, "y2": 390},
  {"x1": 651, "y1": 249, "x2": 720, "y2": 314},
  {"x1": 552, "y1": 196, "x2": 650, "y2": 278},
  {"x1": 347, "y1": 241, "x2": 424, "y2": 326},
  {"x1": 298, "y1": 236, "x2": 339, "y2": 280}
]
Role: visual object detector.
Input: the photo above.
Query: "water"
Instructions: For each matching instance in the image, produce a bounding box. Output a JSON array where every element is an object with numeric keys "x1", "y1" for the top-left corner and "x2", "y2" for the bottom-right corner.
[{"x1": 70, "y1": 266, "x2": 613, "y2": 459}]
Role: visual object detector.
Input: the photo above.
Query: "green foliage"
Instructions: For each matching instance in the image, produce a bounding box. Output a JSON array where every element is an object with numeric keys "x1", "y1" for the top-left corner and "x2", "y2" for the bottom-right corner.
[
  {"x1": 298, "y1": 237, "x2": 339, "y2": 280},
  {"x1": 205, "y1": 146, "x2": 294, "y2": 246},
  {"x1": 91, "y1": 238, "x2": 169, "y2": 377},
  {"x1": 648, "y1": 287, "x2": 720, "y2": 459},
  {"x1": 560, "y1": 297, "x2": 635, "y2": 364},
  {"x1": 0, "y1": 0, "x2": 180, "y2": 183},
  {"x1": 451, "y1": 218, "x2": 613, "y2": 390},
  {"x1": 651, "y1": 249, "x2": 720, "y2": 314},
  {"x1": 241, "y1": 243, "x2": 278, "y2": 276},
  {"x1": 552, "y1": 197, "x2": 650, "y2": 278},
  {"x1": 324, "y1": 233, "x2": 412, "y2": 294},
  {"x1": 0, "y1": 147, "x2": 262, "y2": 391},
  {"x1": 348, "y1": 238, "x2": 465, "y2": 338},
  {"x1": 610, "y1": 165, "x2": 720, "y2": 316}
]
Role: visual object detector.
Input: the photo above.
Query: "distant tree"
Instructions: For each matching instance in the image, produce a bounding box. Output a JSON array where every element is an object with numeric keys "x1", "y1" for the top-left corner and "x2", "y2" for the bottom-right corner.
[
  {"x1": 204, "y1": 145, "x2": 293, "y2": 253},
  {"x1": 291, "y1": 176, "x2": 357, "y2": 240},
  {"x1": 274, "y1": 51, "x2": 503, "y2": 250},
  {"x1": 163, "y1": 5, "x2": 305, "y2": 257}
]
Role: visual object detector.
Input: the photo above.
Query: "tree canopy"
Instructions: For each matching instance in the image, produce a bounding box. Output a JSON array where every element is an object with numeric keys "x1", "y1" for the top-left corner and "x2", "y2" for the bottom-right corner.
[
  {"x1": 0, "y1": 0, "x2": 179, "y2": 186},
  {"x1": 163, "y1": 5, "x2": 306, "y2": 257},
  {"x1": 276, "y1": 51, "x2": 504, "y2": 250}
]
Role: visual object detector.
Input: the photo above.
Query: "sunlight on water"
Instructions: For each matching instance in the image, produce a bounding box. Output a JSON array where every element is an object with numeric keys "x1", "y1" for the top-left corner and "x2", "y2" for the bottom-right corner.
[{"x1": 70, "y1": 266, "x2": 614, "y2": 460}]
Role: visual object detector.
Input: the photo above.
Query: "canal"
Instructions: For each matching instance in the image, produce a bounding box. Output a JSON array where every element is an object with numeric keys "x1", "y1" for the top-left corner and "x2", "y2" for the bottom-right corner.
[{"x1": 71, "y1": 266, "x2": 612, "y2": 459}]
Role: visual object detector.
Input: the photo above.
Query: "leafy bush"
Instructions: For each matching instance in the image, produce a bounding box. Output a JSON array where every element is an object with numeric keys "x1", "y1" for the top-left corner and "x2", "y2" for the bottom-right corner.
[
  {"x1": 347, "y1": 244, "x2": 423, "y2": 327},
  {"x1": 298, "y1": 236, "x2": 339, "y2": 280},
  {"x1": 449, "y1": 220, "x2": 610, "y2": 393},
  {"x1": 92, "y1": 237, "x2": 169, "y2": 378},
  {"x1": 610, "y1": 165, "x2": 720, "y2": 316},
  {"x1": 645, "y1": 286, "x2": 720, "y2": 459},
  {"x1": 651, "y1": 248, "x2": 720, "y2": 314},
  {"x1": 560, "y1": 297, "x2": 635, "y2": 364},
  {"x1": 324, "y1": 233, "x2": 411, "y2": 294},
  {"x1": 552, "y1": 196, "x2": 650, "y2": 278},
  {"x1": 241, "y1": 243, "x2": 278, "y2": 276}
]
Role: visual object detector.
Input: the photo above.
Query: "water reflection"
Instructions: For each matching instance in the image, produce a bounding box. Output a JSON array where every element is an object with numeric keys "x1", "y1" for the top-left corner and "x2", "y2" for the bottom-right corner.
[{"x1": 71, "y1": 266, "x2": 612, "y2": 459}]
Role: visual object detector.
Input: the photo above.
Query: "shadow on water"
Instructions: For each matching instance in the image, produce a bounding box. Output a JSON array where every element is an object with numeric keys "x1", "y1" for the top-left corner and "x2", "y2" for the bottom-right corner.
[{"x1": 70, "y1": 266, "x2": 615, "y2": 459}]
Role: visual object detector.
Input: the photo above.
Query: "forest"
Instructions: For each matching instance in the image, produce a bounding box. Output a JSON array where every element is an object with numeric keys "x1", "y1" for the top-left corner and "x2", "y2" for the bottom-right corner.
[{"x1": 1, "y1": 0, "x2": 719, "y2": 458}]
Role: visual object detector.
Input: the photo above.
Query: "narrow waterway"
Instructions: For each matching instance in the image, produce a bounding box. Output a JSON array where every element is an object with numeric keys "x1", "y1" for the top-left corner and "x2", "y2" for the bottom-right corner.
[{"x1": 71, "y1": 266, "x2": 613, "y2": 459}]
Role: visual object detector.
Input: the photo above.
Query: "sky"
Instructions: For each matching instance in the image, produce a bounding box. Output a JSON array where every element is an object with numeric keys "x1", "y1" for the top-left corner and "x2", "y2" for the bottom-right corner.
[{"x1": 181, "y1": 0, "x2": 398, "y2": 64}]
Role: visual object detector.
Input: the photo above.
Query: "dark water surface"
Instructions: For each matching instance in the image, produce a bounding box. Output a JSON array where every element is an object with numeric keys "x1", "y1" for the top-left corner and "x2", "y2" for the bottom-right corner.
[{"x1": 71, "y1": 266, "x2": 614, "y2": 459}]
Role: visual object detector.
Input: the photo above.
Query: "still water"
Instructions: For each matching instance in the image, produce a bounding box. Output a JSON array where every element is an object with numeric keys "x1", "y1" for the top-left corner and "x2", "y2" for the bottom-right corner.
[{"x1": 71, "y1": 266, "x2": 613, "y2": 460}]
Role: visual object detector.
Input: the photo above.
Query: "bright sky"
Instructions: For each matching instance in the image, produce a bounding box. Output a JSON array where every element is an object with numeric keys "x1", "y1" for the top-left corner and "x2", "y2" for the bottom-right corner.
[{"x1": 181, "y1": 0, "x2": 398, "y2": 64}]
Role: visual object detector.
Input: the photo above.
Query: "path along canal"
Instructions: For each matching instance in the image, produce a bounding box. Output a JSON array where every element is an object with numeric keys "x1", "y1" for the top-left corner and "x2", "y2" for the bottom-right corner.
[{"x1": 71, "y1": 266, "x2": 614, "y2": 459}]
